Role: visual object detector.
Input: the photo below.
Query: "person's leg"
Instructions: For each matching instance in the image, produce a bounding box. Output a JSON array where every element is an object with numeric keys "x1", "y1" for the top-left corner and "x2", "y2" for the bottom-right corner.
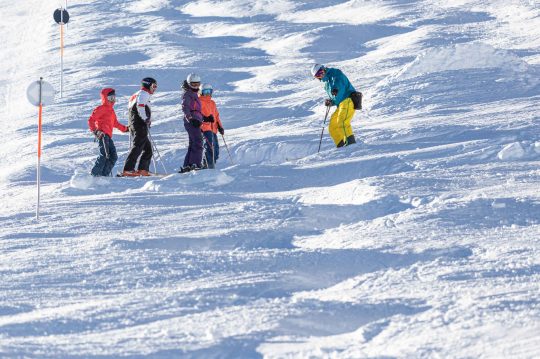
[
  {"x1": 192, "y1": 129, "x2": 204, "y2": 167},
  {"x1": 183, "y1": 122, "x2": 193, "y2": 168},
  {"x1": 328, "y1": 98, "x2": 355, "y2": 147},
  {"x1": 341, "y1": 98, "x2": 356, "y2": 145},
  {"x1": 185, "y1": 123, "x2": 204, "y2": 168},
  {"x1": 91, "y1": 139, "x2": 107, "y2": 176},
  {"x1": 137, "y1": 137, "x2": 153, "y2": 172},
  {"x1": 123, "y1": 127, "x2": 146, "y2": 172},
  {"x1": 213, "y1": 133, "x2": 220, "y2": 163},
  {"x1": 328, "y1": 110, "x2": 341, "y2": 147},
  {"x1": 101, "y1": 137, "x2": 118, "y2": 176},
  {"x1": 203, "y1": 131, "x2": 214, "y2": 169}
]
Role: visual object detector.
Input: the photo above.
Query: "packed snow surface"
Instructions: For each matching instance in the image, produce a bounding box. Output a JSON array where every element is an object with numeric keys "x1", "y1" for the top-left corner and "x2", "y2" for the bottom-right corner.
[{"x1": 1, "y1": 0, "x2": 540, "y2": 358}]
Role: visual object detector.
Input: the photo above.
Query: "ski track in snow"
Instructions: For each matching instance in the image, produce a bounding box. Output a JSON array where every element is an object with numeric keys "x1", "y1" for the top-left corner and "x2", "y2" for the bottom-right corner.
[{"x1": 1, "y1": 0, "x2": 540, "y2": 357}]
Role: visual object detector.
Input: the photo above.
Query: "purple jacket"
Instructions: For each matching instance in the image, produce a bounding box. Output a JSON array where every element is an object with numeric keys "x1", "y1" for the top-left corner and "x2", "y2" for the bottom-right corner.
[{"x1": 182, "y1": 81, "x2": 203, "y2": 125}]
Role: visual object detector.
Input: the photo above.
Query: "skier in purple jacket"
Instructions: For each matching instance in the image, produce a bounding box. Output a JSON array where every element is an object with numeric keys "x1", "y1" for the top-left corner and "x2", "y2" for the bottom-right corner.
[{"x1": 179, "y1": 73, "x2": 207, "y2": 173}]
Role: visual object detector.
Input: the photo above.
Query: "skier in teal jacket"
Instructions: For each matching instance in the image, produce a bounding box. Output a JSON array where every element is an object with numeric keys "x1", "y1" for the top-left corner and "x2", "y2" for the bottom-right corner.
[{"x1": 312, "y1": 64, "x2": 357, "y2": 147}]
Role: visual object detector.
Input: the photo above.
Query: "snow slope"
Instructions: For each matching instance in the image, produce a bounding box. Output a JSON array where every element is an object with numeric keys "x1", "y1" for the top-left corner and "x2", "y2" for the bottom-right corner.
[{"x1": 1, "y1": 0, "x2": 540, "y2": 357}]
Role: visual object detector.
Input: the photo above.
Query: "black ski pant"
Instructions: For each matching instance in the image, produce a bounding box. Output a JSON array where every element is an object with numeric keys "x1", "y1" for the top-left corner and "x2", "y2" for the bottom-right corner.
[{"x1": 123, "y1": 126, "x2": 153, "y2": 172}]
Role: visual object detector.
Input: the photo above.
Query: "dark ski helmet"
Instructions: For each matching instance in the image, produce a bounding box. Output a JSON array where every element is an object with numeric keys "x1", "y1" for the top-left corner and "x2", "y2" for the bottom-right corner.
[{"x1": 141, "y1": 77, "x2": 157, "y2": 90}]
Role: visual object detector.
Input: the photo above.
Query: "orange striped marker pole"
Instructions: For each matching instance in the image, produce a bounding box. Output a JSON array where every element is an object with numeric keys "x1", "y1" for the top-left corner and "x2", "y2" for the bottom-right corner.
[
  {"x1": 37, "y1": 78, "x2": 43, "y2": 220},
  {"x1": 60, "y1": 12, "x2": 64, "y2": 97},
  {"x1": 27, "y1": 78, "x2": 55, "y2": 220}
]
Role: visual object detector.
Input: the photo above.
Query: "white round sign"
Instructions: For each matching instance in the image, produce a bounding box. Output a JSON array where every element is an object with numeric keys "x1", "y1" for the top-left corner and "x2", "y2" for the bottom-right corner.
[{"x1": 26, "y1": 80, "x2": 55, "y2": 106}]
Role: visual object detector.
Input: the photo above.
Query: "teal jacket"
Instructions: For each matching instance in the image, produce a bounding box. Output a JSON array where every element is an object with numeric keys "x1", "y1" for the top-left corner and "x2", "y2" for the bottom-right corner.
[{"x1": 322, "y1": 68, "x2": 356, "y2": 106}]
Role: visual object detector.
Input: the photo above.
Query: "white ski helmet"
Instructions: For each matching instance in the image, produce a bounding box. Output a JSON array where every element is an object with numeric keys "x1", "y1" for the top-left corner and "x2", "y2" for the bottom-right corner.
[
  {"x1": 187, "y1": 73, "x2": 201, "y2": 83},
  {"x1": 200, "y1": 83, "x2": 213, "y2": 96},
  {"x1": 311, "y1": 63, "x2": 324, "y2": 77}
]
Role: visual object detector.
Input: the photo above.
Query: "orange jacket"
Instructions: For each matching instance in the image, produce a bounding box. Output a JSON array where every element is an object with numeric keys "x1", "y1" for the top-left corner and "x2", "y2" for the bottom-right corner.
[
  {"x1": 199, "y1": 95, "x2": 223, "y2": 133},
  {"x1": 88, "y1": 88, "x2": 127, "y2": 138}
]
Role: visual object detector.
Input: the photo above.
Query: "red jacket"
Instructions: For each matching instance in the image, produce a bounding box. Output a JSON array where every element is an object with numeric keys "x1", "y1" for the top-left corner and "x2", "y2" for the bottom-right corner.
[
  {"x1": 199, "y1": 95, "x2": 223, "y2": 133},
  {"x1": 88, "y1": 88, "x2": 127, "y2": 137}
]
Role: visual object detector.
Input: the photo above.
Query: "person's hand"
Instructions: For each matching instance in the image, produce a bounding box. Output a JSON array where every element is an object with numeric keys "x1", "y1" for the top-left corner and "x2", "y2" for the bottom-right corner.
[
  {"x1": 94, "y1": 130, "x2": 104, "y2": 139},
  {"x1": 145, "y1": 118, "x2": 152, "y2": 128},
  {"x1": 203, "y1": 115, "x2": 214, "y2": 123},
  {"x1": 190, "y1": 118, "x2": 201, "y2": 128},
  {"x1": 218, "y1": 126, "x2": 224, "y2": 135},
  {"x1": 324, "y1": 99, "x2": 333, "y2": 107}
]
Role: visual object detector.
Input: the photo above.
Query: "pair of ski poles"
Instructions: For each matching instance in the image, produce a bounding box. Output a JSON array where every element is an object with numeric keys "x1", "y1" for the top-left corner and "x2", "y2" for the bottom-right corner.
[
  {"x1": 202, "y1": 132, "x2": 234, "y2": 167},
  {"x1": 147, "y1": 126, "x2": 168, "y2": 175}
]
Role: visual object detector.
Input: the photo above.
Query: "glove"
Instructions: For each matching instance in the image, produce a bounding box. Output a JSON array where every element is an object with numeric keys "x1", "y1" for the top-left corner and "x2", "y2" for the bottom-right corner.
[
  {"x1": 202, "y1": 115, "x2": 214, "y2": 123},
  {"x1": 331, "y1": 88, "x2": 338, "y2": 96},
  {"x1": 324, "y1": 99, "x2": 333, "y2": 107},
  {"x1": 218, "y1": 126, "x2": 224, "y2": 135},
  {"x1": 189, "y1": 118, "x2": 201, "y2": 128},
  {"x1": 145, "y1": 118, "x2": 152, "y2": 128},
  {"x1": 93, "y1": 130, "x2": 104, "y2": 139}
]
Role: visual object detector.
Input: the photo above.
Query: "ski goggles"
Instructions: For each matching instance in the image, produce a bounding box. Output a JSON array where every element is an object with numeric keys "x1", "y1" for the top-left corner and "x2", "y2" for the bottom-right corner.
[
  {"x1": 314, "y1": 68, "x2": 325, "y2": 79},
  {"x1": 107, "y1": 93, "x2": 116, "y2": 102},
  {"x1": 150, "y1": 83, "x2": 158, "y2": 90},
  {"x1": 201, "y1": 88, "x2": 213, "y2": 96}
]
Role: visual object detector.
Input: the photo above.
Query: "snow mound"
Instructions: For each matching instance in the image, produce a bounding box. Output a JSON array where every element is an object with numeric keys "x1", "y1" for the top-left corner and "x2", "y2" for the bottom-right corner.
[
  {"x1": 396, "y1": 42, "x2": 534, "y2": 81},
  {"x1": 69, "y1": 172, "x2": 114, "y2": 190},
  {"x1": 140, "y1": 171, "x2": 234, "y2": 193},
  {"x1": 235, "y1": 140, "x2": 314, "y2": 165},
  {"x1": 297, "y1": 180, "x2": 380, "y2": 206},
  {"x1": 372, "y1": 42, "x2": 539, "y2": 114},
  {"x1": 128, "y1": 0, "x2": 171, "y2": 13},
  {"x1": 497, "y1": 141, "x2": 540, "y2": 161},
  {"x1": 181, "y1": 0, "x2": 295, "y2": 18},
  {"x1": 277, "y1": 0, "x2": 399, "y2": 25}
]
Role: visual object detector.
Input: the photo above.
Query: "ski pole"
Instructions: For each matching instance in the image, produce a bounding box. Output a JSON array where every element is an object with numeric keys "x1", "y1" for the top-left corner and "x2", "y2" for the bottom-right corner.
[
  {"x1": 147, "y1": 127, "x2": 168, "y2": 174},
  {"x1": 121, "y1": 127, "x2": 132, "y2": 173},
  {"x1": 221, "y1": 134, "x2": 234, "y2": 165},
  {"x1": 317, "y1": 104, "x2": 331, "y2": 153}
]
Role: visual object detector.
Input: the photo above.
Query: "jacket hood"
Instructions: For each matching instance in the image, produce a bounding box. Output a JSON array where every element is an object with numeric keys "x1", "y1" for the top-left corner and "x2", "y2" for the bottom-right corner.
[{"x1": 100, "y1": 88, "x2": 115, "y2": 105}]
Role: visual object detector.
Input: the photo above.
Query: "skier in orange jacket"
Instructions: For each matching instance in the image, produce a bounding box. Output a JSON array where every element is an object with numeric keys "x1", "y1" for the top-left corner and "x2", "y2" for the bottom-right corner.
[{"x1": 199, "y1": 84, "x2": 224, "y2": 169}]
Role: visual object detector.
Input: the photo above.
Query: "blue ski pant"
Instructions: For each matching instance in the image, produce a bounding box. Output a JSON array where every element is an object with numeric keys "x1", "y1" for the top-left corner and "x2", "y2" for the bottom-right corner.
[
  {"x1": 203, "y1": 131, "x2": 219, "y2": 169},
  {"x1": 91, "y1": 135, "x2": 118, "y2": 177}
]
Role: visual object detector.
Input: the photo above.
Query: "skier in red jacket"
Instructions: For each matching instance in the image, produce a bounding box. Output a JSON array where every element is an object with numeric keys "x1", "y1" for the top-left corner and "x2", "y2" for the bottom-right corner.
[{"x1": 87, "y1": 88, "x2": 128, "y2": 176}]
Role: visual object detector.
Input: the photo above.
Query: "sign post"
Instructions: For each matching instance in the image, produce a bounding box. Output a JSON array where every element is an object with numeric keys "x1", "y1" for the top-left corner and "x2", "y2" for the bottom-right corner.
[
  {"x1": 53, "y1": 8, "x2": 70, "y2": 97},
  {"x1": 26, "y1": 79, "x2": 55, "y2": 220}
]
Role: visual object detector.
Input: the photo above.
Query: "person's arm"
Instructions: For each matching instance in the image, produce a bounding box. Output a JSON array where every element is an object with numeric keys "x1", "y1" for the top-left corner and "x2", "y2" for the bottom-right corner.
[
  {"x1": 329, "y1": 72, "x2": 348, "y2": 105},
  {"x1": 88, "y1": 107, "x2": 105, "y2": 138},
  {"x1": 137, "y1": 91, "x2": 151, "y2": 120},
  {"x1": 215, "y1": 103, "x2": 224, "y2": 134},
  {"x1": 113, "y1": 112, "x2": 128, "y2": 132}
]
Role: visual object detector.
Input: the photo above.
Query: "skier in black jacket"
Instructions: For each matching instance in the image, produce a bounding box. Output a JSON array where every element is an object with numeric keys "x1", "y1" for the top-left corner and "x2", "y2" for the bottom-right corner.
[{"x1": 121, "y1": 77, "x2": 157, "y2": 176}]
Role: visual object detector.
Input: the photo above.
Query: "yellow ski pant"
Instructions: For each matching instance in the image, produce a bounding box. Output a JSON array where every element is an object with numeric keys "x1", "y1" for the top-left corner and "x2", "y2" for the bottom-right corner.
[{"x1": 328, "y1": 97, "x2": 355, "y2": 146}]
